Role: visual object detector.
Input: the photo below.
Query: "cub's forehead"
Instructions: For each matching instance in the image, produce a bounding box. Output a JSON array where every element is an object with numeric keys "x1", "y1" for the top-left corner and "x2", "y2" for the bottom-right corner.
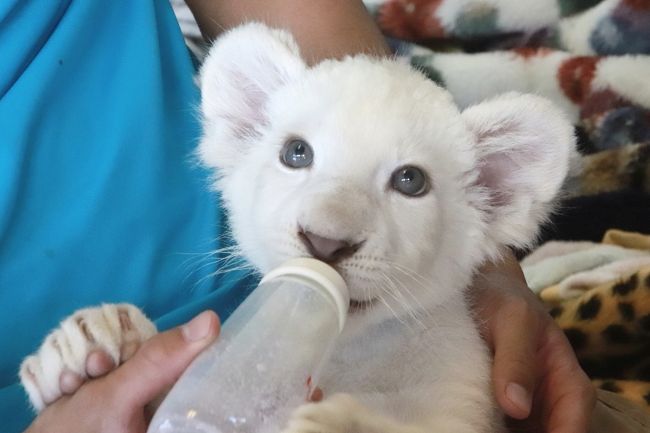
[
  {"x1": 266, "y1": 57, "x2": 474, "y2": 163},
  {"x1": 272, "y1": 57, "x2": 461, "y2": 122}
]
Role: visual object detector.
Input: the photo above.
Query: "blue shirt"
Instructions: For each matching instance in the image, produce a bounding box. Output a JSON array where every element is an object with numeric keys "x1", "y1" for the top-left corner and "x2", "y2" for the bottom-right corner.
[{"x1": 0, "y1": 1, "x2": 255, "y2": 431}]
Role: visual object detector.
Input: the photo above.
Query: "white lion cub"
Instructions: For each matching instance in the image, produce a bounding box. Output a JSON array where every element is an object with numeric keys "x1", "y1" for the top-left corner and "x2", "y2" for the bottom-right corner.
[{"x1": 21, "y1": 23, "x2": 574, "y2": 433}]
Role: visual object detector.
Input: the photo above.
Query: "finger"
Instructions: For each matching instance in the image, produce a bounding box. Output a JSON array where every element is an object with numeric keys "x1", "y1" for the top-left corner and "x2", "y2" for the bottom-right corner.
[
  {"x1": 491, "y1": 299, "x2": 542, "y2": 419},
  {"x1": 308, "y1": 387, "x2": 323, "y2": 402},
  {"x1": 539, "y1": 328, "x2": 595, "y2": 433},
  {"x1": 545, "y1": 380, "x2": 594, "y2": 433},
  {"x1": 86, "y1": 350, "x2": 115, "y2": 377},
  {"x1": 59, "y1": 370, "x2": 84, "y2": 395},
  {"x1": 108, "y1": 310, "x2": 220, "y2": 409}
]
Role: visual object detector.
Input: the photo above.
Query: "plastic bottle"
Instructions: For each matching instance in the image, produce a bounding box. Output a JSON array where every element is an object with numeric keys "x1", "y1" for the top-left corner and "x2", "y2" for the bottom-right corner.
[{"x1": 148, "y1": 258, "x2": 349, "y2": 433}]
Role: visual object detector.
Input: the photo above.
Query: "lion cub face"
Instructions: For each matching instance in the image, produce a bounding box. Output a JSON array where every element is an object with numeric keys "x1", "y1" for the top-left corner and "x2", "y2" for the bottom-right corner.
[{"x1": 198, "y1": 24, "x2": 573, "y2": 325}]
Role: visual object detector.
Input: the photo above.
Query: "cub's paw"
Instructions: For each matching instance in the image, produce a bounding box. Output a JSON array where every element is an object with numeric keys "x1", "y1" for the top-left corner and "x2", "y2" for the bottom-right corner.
[
  {"x1": 19, "y1": 304, "x2": 156, "y2": 410},
  {"x1": 282, "y1": 393, "x2": 368, "y2": 433}
]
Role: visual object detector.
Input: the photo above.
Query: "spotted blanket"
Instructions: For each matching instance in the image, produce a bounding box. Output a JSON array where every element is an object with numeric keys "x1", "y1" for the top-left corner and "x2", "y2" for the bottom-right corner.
[{"x1": 521, "y1": 230, "x2": 650, "y2": 411}]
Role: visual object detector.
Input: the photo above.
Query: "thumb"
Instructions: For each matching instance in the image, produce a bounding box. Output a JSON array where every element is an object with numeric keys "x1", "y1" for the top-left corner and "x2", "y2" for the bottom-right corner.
[
  {"x1": 491, "y1": 302, "x2": 540, "y2": 420},
  {"x1": 108, "y1": 310, "x2": 220, "y2": 409}
]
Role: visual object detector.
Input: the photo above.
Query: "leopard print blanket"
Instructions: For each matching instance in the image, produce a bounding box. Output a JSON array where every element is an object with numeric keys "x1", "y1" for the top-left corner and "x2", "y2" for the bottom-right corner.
[{"x1": 522, "y1": 229, "x2": 650, "y2": 411}]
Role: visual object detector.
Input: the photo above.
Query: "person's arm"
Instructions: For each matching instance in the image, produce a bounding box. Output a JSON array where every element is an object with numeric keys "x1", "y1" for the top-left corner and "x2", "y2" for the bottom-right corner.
[
  {"x1": 472, "y1": 251, "x2": 596, "y2": 433},
  {"x1": 184, "y1": 0, "x2": 390, "y2": 64}
]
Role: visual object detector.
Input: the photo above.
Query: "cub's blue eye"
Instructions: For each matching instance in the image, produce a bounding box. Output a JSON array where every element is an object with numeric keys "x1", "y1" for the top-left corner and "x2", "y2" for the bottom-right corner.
[
  {"x1": 391, "y1": 166, "x2": 429, "y2": 197},
  {"x1": 280, "y1": 139, "x2": 314, "y2": 169}
]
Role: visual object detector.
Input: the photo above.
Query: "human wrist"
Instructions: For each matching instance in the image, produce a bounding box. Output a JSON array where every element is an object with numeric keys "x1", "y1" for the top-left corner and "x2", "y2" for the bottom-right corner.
[{"x1": 478, "y1": 250, "x2": 529, "y2": 293}]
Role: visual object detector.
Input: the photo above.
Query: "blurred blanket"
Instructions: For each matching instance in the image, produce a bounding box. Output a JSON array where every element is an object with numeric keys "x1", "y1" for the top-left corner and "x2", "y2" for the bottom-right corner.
[{"x1": 369, "y1": 0, "x2": 649, "y2": 141}]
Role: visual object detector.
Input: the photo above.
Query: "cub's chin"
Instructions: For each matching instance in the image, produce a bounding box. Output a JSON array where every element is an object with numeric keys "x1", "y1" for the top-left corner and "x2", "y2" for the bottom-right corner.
[
  {"x1": 339, "y1": 290, "x2": 403, "y2": 339},
  {"x1": 331, "y1": 269, "x2": 412, "y2": 334},
  {"x1": 339, "y1": 301, "x2": 402, "y2": 341}
]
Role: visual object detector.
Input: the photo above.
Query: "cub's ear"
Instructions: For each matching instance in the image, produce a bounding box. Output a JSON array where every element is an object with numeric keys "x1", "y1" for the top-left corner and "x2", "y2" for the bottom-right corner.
[
  {"x1": 198, "y1": 23, "x2": 306, "y2": 172},
  {"x1": 462, "y1": 93, "x2": 575, "y2": 250}
]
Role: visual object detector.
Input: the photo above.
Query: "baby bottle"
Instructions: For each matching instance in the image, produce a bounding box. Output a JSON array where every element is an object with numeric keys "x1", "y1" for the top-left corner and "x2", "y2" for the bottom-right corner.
[{"x1": 148, "y1": 258, "x2": 349, "y2": 433}]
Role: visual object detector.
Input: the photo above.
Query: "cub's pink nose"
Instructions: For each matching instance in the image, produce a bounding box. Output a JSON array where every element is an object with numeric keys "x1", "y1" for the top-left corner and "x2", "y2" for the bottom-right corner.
[{"x1": 298, "y1": 230, "x2": 361, "y2": 263}]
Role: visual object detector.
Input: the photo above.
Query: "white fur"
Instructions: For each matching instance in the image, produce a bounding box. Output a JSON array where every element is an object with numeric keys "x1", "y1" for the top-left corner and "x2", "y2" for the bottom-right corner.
[{"x1": 196, "y1": 23, "x2": 574, "y2": 433}]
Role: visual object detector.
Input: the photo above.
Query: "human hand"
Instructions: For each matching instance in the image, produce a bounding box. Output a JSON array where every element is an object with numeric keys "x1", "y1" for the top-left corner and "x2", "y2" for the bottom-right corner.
[
  {"x1": 472, "y1": 251, "x2": 596, "y2": 433},
  {"x1": 23, "y1": 310, "x2": 220, "y2": 433}
]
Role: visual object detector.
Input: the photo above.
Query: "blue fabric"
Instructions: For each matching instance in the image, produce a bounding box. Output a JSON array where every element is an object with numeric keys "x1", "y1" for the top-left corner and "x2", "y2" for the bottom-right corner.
[{"x1": 0, "y1": 1, "x2": 255, "y2": 431}]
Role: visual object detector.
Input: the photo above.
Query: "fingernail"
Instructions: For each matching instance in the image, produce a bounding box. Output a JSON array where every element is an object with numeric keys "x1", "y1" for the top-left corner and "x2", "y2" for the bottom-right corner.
[
  {"x1": 59, "y1": 370, "x2": 84, "y2": 394},
  {"x1": 506, "y1": 383, "x2": 532, "y2": 414},
  {"x1": 182, "y1": 311, "x2": 213, "y2": 342},
  {"x1": 308, "y1": 387, "x2": 323, "y2": 402}
]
